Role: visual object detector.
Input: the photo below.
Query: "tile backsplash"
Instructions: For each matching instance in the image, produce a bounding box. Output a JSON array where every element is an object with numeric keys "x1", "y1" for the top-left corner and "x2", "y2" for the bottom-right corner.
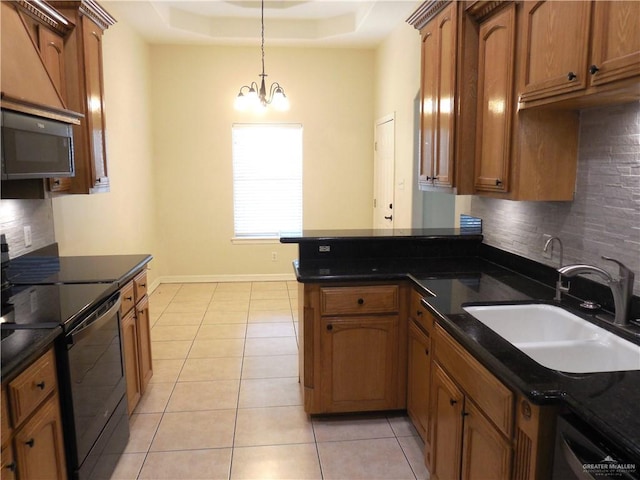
[
  {"x1": 0, "y1": 199, "x2": 55, "y2": 258},
  {"x1": 471, "y1": 101, "x2": 640, "y2": 294}
]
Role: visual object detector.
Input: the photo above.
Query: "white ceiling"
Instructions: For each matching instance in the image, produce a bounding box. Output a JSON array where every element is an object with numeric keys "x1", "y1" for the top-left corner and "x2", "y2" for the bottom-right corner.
[{"x1": 102, "y1": 0, "x2": 422, "y2": 47}]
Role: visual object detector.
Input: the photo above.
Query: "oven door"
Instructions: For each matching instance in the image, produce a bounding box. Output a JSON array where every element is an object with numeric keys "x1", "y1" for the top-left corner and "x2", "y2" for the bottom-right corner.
[
  {"x1": 61, "y1": 292, "x2": 129, "y2": 479},
  {"x1": 553, "y1": 413, "x2": 639, "y2": 480}
]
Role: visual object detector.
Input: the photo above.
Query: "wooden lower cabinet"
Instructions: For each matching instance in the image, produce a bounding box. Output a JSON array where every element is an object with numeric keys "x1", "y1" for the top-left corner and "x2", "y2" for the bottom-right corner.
[
  {"x1": 407, "y1": 320, "x2": 431, "y2": 441},
  {"x1": 120, "y1": 269, "x2": 153, "y2": 414},
  {"x1": 320, "y1": 315, "x2": 399, "y2": 412},
  {"x1": 121, "y1": 309, "x2": 141, "y2": 414},
  {"x1": 1, "y1": 348, "x2": 67, "y2": 480},
  {"x1": 13, "y1": 394, "x2": 66, "y2": 480},
  {"x1": 430, "y1": 324, "x2": 555, "y2": 480},
  {"x1": 300, "y1": 282, "x2": 408, "y2": 414}
]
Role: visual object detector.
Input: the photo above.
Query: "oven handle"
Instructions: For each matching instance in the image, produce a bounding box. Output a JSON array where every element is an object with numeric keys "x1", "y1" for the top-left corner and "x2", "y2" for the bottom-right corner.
[
  {"x1": 68, "y1": 294, "x2": 121, "y2": 346},
  {"x1": 559, "y1": 432, "x2": 595, "y2": 480}
]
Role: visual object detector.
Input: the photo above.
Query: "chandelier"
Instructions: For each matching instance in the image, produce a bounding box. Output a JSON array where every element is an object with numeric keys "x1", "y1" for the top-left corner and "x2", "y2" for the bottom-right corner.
[{"x1": 234, "y1": 0, "x2": 289, "y2": 112}]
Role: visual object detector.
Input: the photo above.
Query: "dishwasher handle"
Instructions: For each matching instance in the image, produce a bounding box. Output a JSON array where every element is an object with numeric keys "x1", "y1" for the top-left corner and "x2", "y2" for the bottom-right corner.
[{"x1": 68, "y1": 294, "x2": 121, "y2": 346}]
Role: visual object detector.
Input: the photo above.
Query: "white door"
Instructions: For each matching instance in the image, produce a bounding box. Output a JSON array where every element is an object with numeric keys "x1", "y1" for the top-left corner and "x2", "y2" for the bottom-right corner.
[{"x1": 373, "y1": 114, "x2": 395, "y2": 229}]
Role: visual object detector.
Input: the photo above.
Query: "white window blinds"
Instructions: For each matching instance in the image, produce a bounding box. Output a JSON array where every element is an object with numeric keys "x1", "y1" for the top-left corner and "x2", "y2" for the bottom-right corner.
[{"x1": 232, "y1": 124, "x2": 303, "y2": 238}]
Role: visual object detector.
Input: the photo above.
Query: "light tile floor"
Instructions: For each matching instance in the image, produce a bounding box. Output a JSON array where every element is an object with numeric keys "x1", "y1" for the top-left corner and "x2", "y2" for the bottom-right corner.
[{"x1": 110, "y1": 281, "x2": 430, "y2": 480}]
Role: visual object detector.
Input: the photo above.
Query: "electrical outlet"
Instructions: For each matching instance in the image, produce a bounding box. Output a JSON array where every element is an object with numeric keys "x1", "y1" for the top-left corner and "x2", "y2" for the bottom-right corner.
[
  {"x1": 319, "y1": 245, "x2": 331, "y2": 253},
  {"x1": 271, "y1": 252, "x2": 278, "y2": 262},
  {"x1": 542, "y1": 234, "x2": 552, "y2": 259},
  {"x1": 24, "y1": 225, "x2": 32, "y2": 248}
]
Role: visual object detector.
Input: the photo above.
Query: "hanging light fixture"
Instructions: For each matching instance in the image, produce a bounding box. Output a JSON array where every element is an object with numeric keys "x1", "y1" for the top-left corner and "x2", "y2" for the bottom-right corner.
[{"x1": 234, "y1": 0, "x2": 289, "y2": 112}]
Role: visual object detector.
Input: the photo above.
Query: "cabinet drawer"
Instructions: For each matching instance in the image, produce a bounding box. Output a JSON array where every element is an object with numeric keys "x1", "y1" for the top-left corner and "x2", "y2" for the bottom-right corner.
[
  {"x1": 435, "y1": 324, "x2": 514, "y2": 437},
  {"x1": 320, "y1": 285, "x2": 399, "y2": 316},
  {"x1": 133, "y1": 270, "x2": 148, "y2": 303},
  {"x1": 8, "y1": 349, "x2": 57, "y2": 427},
  {"x1": 410, "y1": 289, "x2": 434, "y2": 335},
  {"x1": 120, "y1": 281, "x2": 135, "y2": 316},
  {"x1": 1, "y1": 388, "x2": 11, "y2": 446}
]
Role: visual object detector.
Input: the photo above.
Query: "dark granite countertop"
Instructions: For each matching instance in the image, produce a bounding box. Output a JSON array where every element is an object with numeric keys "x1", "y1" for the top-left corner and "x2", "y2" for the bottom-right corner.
[
  {"x1": 1, "y1": 327, "x2": 62, "y2": 383},
  {"x1": 291, "y1": 251, "x2": 640, "y2": 464},
  {"x1": 280, "y1": 228, "x2": 482, "y2": 242}
]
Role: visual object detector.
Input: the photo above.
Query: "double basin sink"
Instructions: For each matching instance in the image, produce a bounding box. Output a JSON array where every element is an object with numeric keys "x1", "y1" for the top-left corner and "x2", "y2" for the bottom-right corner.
[{"x1": 463, "y1": 304, "x2": 640, "y2": 373}]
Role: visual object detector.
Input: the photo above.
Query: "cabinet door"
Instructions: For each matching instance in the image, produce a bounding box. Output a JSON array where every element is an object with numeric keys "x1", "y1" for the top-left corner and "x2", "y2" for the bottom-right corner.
[
  {"x1": 433, "y1": 3, "x2": 456, "y2": 188},
  {"x1": 520, "y1": 1, "x2": 591, "y2": 102},
  {"x1": 407, "y1": 320, "x2": 431, "y2": 442},
  {"x1": 590, "y1": 1, "x2": 640, "y2": 87},
  {"x1": 121, "y1": 309, "x2": 141, "y2": 415},
  {"x1": 13, "y1": 394, "x2": 66, "y2": 480},
  {"x1": 430, "y1": 363, "x2": 464, "y2": 480},
  {"x1": 461, "y1": 401, "x2": 512, "y2": 480},
  {"x1": 1, "y1": 444, "x2": 16, "y2": 480},
  {"x1": 320, "y1": 316, "x2": 398, "y2": 412},
  {"x1": 419, "y1": 27, "x2": 437, "y2": 186},
  {"x1": 136, "y1": 296, "x2": 153, "y2": 395},
  {"x1": 81, "y1": 16, "x2": 109, "y2": 192},
  {"x1": 474, "y1": 4, "x2": 515, "y2": 194}
]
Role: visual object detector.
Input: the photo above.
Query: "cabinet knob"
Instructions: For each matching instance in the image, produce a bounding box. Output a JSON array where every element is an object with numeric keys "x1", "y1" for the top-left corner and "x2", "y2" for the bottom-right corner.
[
  {"x1": 384, "y1": 215, "x2": 393, "y2": 220},
  {"x1": 495, "y1": 179, "x2": 503, "y2": 186},
  {"x1": 25, "y1": 438, "x2": 35, "y2": 448},
  {"x1": 357, "y1": 298, "x2": 364, "y2": 305},
  {"x1": 53, "y1": 179, "x2": 61, "y2": 186},
  {"x1": 6, "y1": 462, "x2": 16, "y2": 472},
  {"x1": 326, "y1": 324, "x2": 333, "y2": 331},
  {"x1": 425, "y1": 348, "x2": 429, "y2": 356},
  {"x1": 589, "y1": 64, "x2": 600, "y2": 75},
  {"x1": 140, "y1": 283, "x2": 146, "y2": 288},
  {"x1": 462, "y1": 411, "x2": 470, "y2": 417},
  {"x1": 567, "y1": 71, "x2": 577, "y2": 81},
  {"x1": 449, "y1": 398, "x2": 457, "y2": 406},
  {"x1": 125, "y1": 296, "x2": 133, "y2": 301},
  {"x1": 36, "y1": 381, "x2": 45, "y2": 390},
  {"x1": 416, "y1": 310, "x2": 423, "y2": 316},
  {"x1": 426, "y1": 176, "x2": 432, "y2": 181}
]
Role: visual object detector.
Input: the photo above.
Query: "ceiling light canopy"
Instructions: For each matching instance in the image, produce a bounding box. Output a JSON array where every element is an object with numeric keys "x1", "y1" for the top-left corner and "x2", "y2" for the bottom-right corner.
[{"x1": 234, "y1": 0, "x2": 289, "y2": 112}]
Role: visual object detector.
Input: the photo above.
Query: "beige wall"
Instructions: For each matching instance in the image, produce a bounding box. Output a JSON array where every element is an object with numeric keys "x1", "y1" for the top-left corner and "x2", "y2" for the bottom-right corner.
[
  {"x1": 52, "y1": 19, "x2": 161, "y2": 286},
  {"x1": 374, "y1": 8, "x2": 423, "y2": 228},
  {"x1": 149, "y1": 45, "x2": 375, "y2": 280}
]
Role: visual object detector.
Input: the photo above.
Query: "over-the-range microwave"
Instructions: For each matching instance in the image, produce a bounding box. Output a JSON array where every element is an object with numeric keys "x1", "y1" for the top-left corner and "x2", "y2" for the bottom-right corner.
[{"x1": 1, "y1": 109, "x2": 75, "y2": 180}]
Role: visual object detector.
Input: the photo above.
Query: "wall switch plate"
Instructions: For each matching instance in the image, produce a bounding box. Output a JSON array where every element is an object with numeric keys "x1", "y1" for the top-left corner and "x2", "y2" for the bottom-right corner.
[
  {"x1": 542, "y1": 234, "x2": 552, "y2": 259},
  {"x1": 24, "y1": 225, "x2": 32, "y2": 247},
  {"x1": 319, "y1": 245, "x2": 331, "y2": 253}
]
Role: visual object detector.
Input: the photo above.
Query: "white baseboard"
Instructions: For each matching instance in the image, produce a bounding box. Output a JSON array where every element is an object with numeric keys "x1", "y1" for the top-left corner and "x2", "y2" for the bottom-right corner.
[{"x1": 151, "y1": 273, "x2": 297, "y2": 290}]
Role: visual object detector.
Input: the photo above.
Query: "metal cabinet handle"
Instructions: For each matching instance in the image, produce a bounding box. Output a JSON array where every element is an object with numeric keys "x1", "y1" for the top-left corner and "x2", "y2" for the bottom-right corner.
[
  {"x1": 357, "y1": 298, "x2": 364, "y2": 305},
  {"x1": 140, "y1": 283, "x2": 146, "y2": 288},
  {"x1": 384, "y1": 215, "x2": 393, "y2": 220},
  {"x1": 567, "y1": 71, "x2": 577, "y2": 81},
  {"x1": 449, "y1": 398, "x2": 457, "y2": 406},
  {"x1": 495, "y1": 179, "x2": 503, "y2": 186},
  {"x1": 589, "y1": 64, "x2": 600, "y2": 75},
  {"x1": 6, "y1": 462, "x2": 16, "y2": 472},
  {"x1": 326, "y1": 324, "x2": 333, "y2": 331},
  {"x1": 425, "y1": 348, "x2": 429, "y2": 356},
  {"x1": 36, "y1": 381, "x2": 45, "y2": 390},
  {"x1": 125, "y1": 296, "x2": 133, "y2": 301},
  {"x1": 25, "y1": 439, "x2": 35, "y2": 448},
  {"x1": 416, "y1": 310, "x2": 423, "y2": 316}
]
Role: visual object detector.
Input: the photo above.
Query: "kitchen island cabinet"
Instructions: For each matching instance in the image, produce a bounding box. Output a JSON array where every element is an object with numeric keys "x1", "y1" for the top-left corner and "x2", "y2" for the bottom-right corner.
[{"x1": 300, "y1": 282, "x2": 409, "y2": 414}]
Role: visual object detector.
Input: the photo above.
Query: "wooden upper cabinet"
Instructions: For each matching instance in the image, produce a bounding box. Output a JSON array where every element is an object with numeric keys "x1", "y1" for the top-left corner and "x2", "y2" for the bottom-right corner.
[
  {"x1": 38, "y1": 28, "x2": 68, "y2": 103},
  {"x1": 50, "y1": 1, "x2": 115, "y2": 194},
  {"x1": 410, "y1": 1, "x2": 477, "y2": 194},
  {"x1": 590, "y1": 1, "x2": 640, "y2": 87},
  {"x1": 519, "y1": 0, "x2": 639, "y2": 107},
  {"x1": 474, "y1": 3, "x2": 516, "y2": 194},
  {"x1": 520, "y1": 1, "x2": 591, "y2": 103}
]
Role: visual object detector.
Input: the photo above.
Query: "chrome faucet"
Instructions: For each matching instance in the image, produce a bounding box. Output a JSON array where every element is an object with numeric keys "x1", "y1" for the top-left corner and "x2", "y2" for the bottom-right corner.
[
  {"x1": 543, "y1": 236, "x2": 565, "y2": 301},
  {"x1": 558, "y1": 256, "x2": 635, "y2": 326}
]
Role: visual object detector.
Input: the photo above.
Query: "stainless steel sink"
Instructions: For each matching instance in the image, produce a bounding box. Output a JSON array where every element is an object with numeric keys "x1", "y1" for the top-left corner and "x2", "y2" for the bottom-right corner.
[{"x1": 463, "y1": 304, "x2": 640, "y2": 373}]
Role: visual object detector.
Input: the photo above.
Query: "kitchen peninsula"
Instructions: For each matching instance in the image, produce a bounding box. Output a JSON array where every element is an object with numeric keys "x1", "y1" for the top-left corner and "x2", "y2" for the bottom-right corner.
[{"x1": 281, "y1": 229, "x2": 640, "y2": 479}]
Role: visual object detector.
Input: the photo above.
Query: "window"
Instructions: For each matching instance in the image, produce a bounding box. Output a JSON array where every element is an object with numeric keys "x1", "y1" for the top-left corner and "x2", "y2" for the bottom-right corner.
[{"x1": 232, "y1": 124, "x2": 303, "y2": 239}]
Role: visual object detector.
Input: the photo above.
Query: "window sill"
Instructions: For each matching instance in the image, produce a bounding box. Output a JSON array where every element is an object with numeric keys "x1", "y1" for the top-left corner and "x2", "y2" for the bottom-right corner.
[{"x1": 231, "y1": 237, "x2": 281, "y2": 245}]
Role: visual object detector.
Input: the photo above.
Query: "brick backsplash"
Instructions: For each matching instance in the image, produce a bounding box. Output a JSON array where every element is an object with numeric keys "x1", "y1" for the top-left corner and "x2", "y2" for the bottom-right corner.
[
  {"x1": 0, "y1": 199, "x2": 55, "y2": 258},
  {"x1": 471, "y1": 101, "x2": 640, "y2": 295}
]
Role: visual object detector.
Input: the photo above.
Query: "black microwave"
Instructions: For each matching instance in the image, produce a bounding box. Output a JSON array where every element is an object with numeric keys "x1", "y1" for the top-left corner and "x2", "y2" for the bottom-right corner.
[{"x1": 1, "y1": 109, "x2": 75, "y2": 180}]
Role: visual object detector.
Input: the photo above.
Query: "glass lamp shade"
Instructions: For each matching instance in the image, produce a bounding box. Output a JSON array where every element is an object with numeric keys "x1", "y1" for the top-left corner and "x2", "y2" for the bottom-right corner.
[{"x1": 272, "y1": 89, "x2": 289, "y2": 111}]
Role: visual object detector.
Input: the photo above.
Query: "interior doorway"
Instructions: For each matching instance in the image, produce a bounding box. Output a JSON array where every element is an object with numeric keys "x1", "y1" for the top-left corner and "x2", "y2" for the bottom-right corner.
[{"x1": 373, "y1": 114, "x2": 396, "y2": 229}]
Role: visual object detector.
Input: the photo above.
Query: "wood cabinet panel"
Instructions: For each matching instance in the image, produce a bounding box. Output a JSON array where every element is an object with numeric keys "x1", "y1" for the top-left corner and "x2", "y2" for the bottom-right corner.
[
  {"x1": 1, "y1": 389, "x2": 11, "y2": 447},
  {"x1": 134, "y1": 271, "x2": 148, "y2": 303},
  {"x1": 136, "y1": 296, "x2": 153, "y2": 395},
  {"x1": 410, "y1": 289, "x2": 433, "y2": 335},
  {"x1": 13, "y1": 394, "x2": 66, "y2": 480},
  {"x1": 1, "y1": 444, "x2": 16, "y2": 480},
  {"x1": 520, "y1": 1, "x2": 591, "y2": 102},
  {"x1": 461, "y1": 400, "x2": 512, "y2": 480},
  {"x1": 320, "y1": 285, "x2": 399, "y2": 316},
  {"x1": 121, "y1": 309, "x2": 141, "y2": 415},
  {"x1": 320, "y1": 315, "x2": 399, "y2": 413},
  {"x1": 120, "y1": 281, "x2": 135, "y2": 316},
  {"x1": 474, "y1": 4, "x2": 515, "y2": 194},
  {"x1": 8, "y1": 350, "x2": 56, "y2": 427},
  {"x1": 419, "y1": 27, "x2": 437, "y2": 185},
  {"x1": 435, "y1": 324, "x2": 514, "y2": 437},
  {"x1": 38, "y1": 27, "x2": 67, "y2": 102},
  {"x1": 407, "y1": 320, "x2": 431, "y2": 441},
  {"x1": 590, "y1": 1, "x2": 640, "y2": 87},
  {"x1": 430, "y1": 363, "x2": 464, "y2": 480}
]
